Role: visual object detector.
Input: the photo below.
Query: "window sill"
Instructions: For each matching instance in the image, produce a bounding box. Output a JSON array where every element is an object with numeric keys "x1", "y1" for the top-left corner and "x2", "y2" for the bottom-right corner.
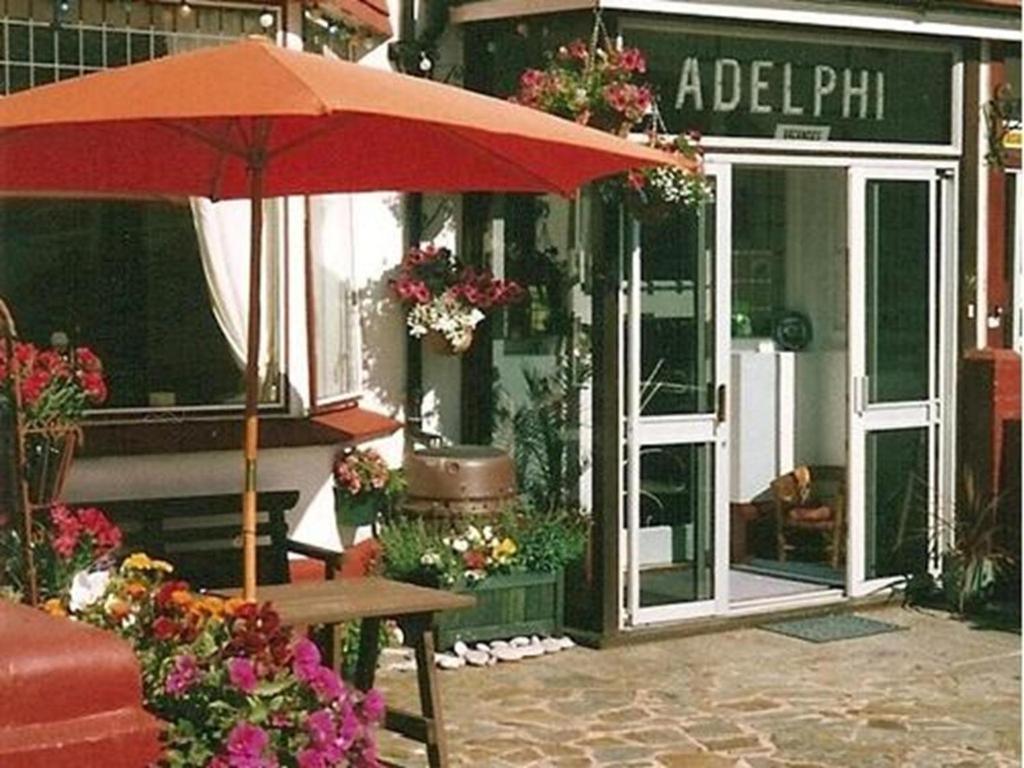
[{"x1": 79, "y1": 406, "x2": 403, "y2": 458}]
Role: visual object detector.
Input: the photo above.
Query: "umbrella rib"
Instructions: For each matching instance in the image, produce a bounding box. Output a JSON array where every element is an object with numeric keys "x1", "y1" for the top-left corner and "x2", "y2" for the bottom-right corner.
[
  {"x1": 265, "y1": 114, "x2": 353, "y2": 163},
  {"x1": 433, "y1": 123, "x2": 571, "y2": 196},
  {"x1": 159, "y1": 119, "x2": 249, "y2": 160}
]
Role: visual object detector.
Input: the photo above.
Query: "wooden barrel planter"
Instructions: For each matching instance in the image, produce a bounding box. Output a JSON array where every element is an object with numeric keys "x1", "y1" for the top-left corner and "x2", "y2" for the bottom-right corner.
[
  {"x1": 434, "y1": 569, "x2": 564, "y2": 650},
  {"x1": 401, "y1": 445, "x2": 517, "y2": 525}
]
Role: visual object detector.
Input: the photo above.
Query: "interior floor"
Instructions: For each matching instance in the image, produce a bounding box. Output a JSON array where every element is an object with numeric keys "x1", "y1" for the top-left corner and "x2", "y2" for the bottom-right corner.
[{"x1": 729, "y1": 568, "x2": 835, "y2": 602}]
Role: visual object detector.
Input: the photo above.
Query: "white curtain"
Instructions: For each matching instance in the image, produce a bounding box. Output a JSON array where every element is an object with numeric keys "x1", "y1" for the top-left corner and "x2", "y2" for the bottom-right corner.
[{"x1": 189, "y1": 198, "x2": 279, "y2": 396}]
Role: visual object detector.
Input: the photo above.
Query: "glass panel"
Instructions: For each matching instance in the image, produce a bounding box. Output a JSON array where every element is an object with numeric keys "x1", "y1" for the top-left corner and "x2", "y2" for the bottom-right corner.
[
  {"x1": 865, "y1": 428, "x2": 930, "y2": 579},
  {"x1": 633, "y1": 443, "x2": 715, "y2": 607},
  {"x1": 488, "y1": 193, "x2": 589, "y2": 514},
  {"x1": 637, "y1": 195, "x2": 716, "y2": 415},
  {"x1": 309, "y1": 195, "x2": 360, "y2": 403},
  {"x1": 0, "y1": 199, "x2": 279, "y2": 409},
  {"x1": 865, "y1": 180, "x2": 931, "y2": 402}
]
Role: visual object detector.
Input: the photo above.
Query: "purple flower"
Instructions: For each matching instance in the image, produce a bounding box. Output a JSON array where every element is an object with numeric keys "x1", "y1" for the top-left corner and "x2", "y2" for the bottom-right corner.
[
  {"x1": 296, "y1": 749, "x2": 326, "y2": 768},
  {"x1": 361, "y1": 689, "x2": 385, "y2": 723},
  {"x1": 309, "y1": 666, "x2": 344, "y2": 703},
  {"x1": 165, "y1": 654, "x2": 200, "y2": 697},
  {"x1": 228, "y1": 657, "x2": 259, "y2": 694},
  {"x1": 306, "y1": 710, "x2": 337, "y2": 746},
  {"x1": 225, "y1": 722, "x2": 276, "y2": 768},
  {"x1": 292, "y1": 638, "x2": 321, "y2": 682}
]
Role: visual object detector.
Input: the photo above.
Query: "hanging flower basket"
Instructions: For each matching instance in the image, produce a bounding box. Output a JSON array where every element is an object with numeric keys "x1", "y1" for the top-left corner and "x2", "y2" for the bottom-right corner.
[
  {"x1": 424, "y1": 329, "x2": 473, "y2": 356},
  {"x1": 390, "y1": 245, "x2": 524, "y2": 354},
  {"x1": 332, "y1": 447, "x2": 404, "y2": 532}
]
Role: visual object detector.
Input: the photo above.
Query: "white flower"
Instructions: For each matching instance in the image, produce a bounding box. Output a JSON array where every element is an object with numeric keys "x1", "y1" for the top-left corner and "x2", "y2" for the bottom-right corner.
[
  {"x1": 69, "y1": 569, "x2": 111, "y2": 613},
  {"x1": 451, "y1": 538, "x2": 469, "y2": 553},
  {"x1": 465, "y1": 525, "x2": 482, "y2": 543},
  {"x1": 420, "y1": 551, "x2": 441, "y2": 567},
  {"x1": 482, "y1": 525, "x2": 494, "y2": 541}
]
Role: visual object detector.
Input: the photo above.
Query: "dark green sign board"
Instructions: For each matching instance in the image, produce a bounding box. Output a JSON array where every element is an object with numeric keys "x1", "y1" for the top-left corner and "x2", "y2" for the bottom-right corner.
[{"x1": 626, "y1": 28, "x2": 955, "y2": 145}]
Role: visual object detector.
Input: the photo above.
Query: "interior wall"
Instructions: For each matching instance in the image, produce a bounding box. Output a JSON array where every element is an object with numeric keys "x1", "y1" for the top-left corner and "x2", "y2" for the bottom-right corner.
[{"x1": 785, "y1": 168, "x2": 848, "y2": 468}]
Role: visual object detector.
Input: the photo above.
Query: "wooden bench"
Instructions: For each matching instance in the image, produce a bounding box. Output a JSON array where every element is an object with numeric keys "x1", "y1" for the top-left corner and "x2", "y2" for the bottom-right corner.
[{"x1": 81, "y1": 491, "x2": 341, "y2": 588}]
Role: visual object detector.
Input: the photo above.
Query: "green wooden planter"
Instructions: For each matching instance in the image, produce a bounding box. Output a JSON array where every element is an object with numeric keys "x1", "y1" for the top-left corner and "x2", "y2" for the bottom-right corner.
[{"x1": 434, "y1": 569, "x2": 564, "y2": 649}]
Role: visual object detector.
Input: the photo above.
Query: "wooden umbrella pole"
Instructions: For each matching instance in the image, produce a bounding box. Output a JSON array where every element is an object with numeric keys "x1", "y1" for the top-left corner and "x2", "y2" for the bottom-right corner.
[{"x1": 241, "y1": 138, "x2": 267, "y2": 602}]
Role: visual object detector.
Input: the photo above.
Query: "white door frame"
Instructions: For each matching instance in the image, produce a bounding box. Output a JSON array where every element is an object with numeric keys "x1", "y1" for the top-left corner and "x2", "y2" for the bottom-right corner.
[
  {"x1": 846, "y1": 164, "x2": 957, "y2": 598},
  {"x1": 622, "y1": 163, "x2": 732, "y2": 626}
]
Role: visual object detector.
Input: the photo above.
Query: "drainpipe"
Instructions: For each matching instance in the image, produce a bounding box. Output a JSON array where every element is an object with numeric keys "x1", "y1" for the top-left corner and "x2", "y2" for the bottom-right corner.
[{"x1": 399, "y1": 0, "x2": 424, "y2": 440}]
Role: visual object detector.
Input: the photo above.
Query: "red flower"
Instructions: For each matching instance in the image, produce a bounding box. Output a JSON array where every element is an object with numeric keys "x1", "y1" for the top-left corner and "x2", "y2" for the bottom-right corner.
[
  {"x1": 618, "y1": 47, "x2": 646, "y2": 74},
  {"x1": 75, "y1": 347, "x2": 103, "y2": 373},
  {"x1": 152, "y1": 616, "x2": 180, "y2": 641},
  {"x1": 78, "y1": 371, "x2": 108, "y2": 404},
  {"x1": 462, "y1": 550, "x2": 487, "y2": 570}
]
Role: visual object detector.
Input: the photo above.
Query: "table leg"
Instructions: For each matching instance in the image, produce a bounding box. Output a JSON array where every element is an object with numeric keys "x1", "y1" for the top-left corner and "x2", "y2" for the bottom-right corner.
[
  {"x1": 354, "y1": 616, "x2": 382, "y2": 691},
  {"x1": 408, "y1": 615, "x2": 449, "y2": 768}
]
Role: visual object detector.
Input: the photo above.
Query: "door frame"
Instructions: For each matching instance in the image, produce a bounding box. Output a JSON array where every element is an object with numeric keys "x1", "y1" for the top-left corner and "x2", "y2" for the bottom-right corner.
[
  {"x1": 620, "y1": 162, "x2": 732, "y2": 627},
  {"x1": 615, "y1": 152, "x2": 958, "y2": 628},
  {"x1": 846, "y1": 163, "x2": 958, "y2": 598}
]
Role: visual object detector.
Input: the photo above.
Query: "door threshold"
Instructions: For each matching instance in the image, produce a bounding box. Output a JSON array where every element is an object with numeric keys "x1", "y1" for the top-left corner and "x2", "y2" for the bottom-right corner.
[{"x1": 728, "y1": 588, "x2": 846, "y2": 616}]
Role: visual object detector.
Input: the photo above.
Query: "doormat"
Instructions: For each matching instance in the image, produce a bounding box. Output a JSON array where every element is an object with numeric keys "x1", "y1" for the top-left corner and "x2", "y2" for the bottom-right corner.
[{"x1": 760, "y1": 614, "x2": 904, "y2": 643}]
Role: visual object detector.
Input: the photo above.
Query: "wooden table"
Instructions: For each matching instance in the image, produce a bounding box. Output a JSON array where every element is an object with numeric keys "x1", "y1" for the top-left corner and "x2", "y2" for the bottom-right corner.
[{"x1": 221, "y1": 577, "x2": 474, "y2": 768}]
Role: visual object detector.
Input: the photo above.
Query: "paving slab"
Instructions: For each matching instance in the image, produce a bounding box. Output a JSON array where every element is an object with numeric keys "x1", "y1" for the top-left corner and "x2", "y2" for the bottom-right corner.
[{"x1": 375, "y1": 606, "x2": 1020, "y2": 766}]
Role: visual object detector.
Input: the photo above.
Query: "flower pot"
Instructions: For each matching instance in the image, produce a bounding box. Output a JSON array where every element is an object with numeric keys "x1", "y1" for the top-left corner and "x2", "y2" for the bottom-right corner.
[
  {"x1": 624, "y1": 191, "x2": 677, "y2": 225},
  {"x1": 424, "y1": 330, "x2": 472, "y2": 356},
  {"x1": 22, "y1": 426, "x2": 80, "y2": 508},
  {"x1": 334, "y1": 488, "x2": 382, "y2": 529}
]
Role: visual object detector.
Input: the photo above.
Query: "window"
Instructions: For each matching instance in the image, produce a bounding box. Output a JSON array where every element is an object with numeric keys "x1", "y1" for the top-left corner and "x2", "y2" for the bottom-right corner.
[
  {"x1": 0, "y1": 0, "x2": 285, "y2": 414},
  {"x1": 307, "y1": 195, "x2": 362, "y2": 407}
]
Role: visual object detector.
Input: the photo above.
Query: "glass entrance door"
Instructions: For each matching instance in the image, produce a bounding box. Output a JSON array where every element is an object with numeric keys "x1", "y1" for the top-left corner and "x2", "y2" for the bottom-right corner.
[
  {"x1": 622, "y1": 165, "x2": 730, "y2": 625},
  {"x1": 847, "y1": 167, "x2": 952, "y2": 596}
]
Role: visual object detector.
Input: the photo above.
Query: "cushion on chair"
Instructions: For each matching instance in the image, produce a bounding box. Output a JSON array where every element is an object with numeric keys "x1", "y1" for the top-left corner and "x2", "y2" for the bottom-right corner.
[{"x1": 787, "y1": 505, "x2": 833, "y2": 523}]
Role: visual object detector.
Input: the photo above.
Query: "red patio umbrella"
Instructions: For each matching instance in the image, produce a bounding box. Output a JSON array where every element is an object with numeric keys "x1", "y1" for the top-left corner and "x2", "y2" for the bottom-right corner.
[{"x1": 0, "y1": 36, "x2": 686, "y2": 600}]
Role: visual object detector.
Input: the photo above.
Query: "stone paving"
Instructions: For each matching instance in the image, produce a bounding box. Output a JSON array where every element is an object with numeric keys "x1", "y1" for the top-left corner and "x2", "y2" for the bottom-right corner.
[{"x1": 375, "y1": 606, "x2": 1021, "y2": 767}]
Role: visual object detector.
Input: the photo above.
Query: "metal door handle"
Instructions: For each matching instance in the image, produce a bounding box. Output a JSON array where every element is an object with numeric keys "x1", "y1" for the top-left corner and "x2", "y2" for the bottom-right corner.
[{"x1": 716, "y1": 383, "x2": 727, "y2": 423}]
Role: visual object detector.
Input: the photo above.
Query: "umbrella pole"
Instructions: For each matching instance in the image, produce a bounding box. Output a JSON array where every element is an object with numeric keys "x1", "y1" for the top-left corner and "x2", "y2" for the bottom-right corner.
[{"x1": 242, "y1": 156, "x2": 265, "y2": 602}]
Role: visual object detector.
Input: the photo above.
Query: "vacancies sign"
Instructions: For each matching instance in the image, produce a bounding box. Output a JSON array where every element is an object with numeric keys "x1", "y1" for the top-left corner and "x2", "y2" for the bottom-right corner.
[{"x1": 626, "y1": 29, "x2": 955, "y2": 145}]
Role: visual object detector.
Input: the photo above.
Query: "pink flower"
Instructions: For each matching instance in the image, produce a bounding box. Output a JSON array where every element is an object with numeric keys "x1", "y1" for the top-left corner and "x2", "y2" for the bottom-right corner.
[
  {"x1": 292, "y1": 638, "x2": 322, "y2": 682},
  {"x1": 228, "y1": 657, "x2": 259, "y2": 694},
  {"x1": 296, "y1": 750, "x2": 327, "y2": 768},
  {"x1": 309, "y1": 666, "x2": 345, "y2": 703},
  {"x1": 361, "y1": 689, "x2": 385, "y2": 723},
  {"x1": 165, "y1": 654, "x2": 200, "y2": 697},
  {"x1": 225, "y1": 722, "x2": 275, "y2": 768}
]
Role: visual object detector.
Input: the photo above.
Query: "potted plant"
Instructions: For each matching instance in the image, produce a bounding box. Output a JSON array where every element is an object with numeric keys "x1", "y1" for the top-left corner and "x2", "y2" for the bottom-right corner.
[
  {"x1": 0, "y1": 339, "x2": 108, "y2": 506},
  {"x1": 332, "y1": 447, "x2": 404, "y2": 531},
  {"x1": 377, "y1": 506, "x2": 587, "y2": 648},
  {"x1": 390, "y1": 245, "x2": 524, "y2": 355}
]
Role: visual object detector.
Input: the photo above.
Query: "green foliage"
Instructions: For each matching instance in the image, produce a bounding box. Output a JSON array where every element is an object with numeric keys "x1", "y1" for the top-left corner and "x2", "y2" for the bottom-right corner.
[
  {"x1": 376, "y1": 517, "x2": 460, "y2": 588},
  {"x1": 941, "y1": 471, "x2": 1013, "y2": 614},
  {"x1": 510, "y1": 505, "x2": 588, "y2": 574},
  {"x1": 494, "y1": 354, "x2": 591, "y2": 514}
]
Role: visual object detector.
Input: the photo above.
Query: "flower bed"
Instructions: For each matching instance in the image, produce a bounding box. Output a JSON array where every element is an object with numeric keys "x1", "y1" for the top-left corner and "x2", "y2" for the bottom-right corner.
[{"x1": 378, "y1": 508, "x2": 584, "y2": 649}]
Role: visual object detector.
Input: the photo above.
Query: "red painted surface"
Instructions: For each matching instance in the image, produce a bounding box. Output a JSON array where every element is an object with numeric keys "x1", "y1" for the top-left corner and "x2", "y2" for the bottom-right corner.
[
  {"x1": 0, "y1": 601, "x2": 163, "y2": 767},
  {"x1": 289, "y1": 538, "x2": 382, "y2": 582}
]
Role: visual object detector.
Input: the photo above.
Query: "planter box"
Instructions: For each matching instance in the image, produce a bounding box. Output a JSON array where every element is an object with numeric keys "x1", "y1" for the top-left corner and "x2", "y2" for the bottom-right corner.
[{"x1": 435, "y1": 570, "x2": 564, "y2": 649}]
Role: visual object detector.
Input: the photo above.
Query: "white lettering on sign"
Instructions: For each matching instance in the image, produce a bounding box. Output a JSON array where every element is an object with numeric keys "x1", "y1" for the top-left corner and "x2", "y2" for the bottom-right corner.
[
  {"x1": 750, "y1": 60, "x2": 773, "y2": 114},
  {"x1": 714, "y1": 58, "x2": 741, "y2": 111},
  {"x1": 813, "y1": 65, "x2": 836, "y2": 118},
  {"x1": 782, "y1": 63, "x2": 803, "y2": 116},
  {"x1": 674, "y1": 57, "x2": 886, "y2": 121},
  {"x1": 675, "y1": 57, "x2": 703, "y2": 111}
]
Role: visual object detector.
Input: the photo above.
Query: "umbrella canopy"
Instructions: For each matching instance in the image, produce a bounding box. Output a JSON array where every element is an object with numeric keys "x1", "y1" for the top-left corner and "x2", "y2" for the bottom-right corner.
[
  {"x1": 0, "y1": 35, "x2": 685, "y2": 199},
  {"x1": 0, "y1": 36, "x2": 684, "y2": 600}
]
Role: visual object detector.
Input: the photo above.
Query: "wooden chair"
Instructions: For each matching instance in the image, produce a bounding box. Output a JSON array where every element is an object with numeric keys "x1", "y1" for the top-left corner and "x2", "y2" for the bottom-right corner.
[{"x1": 770, "y1": 465, "x2": 845, "y2": 570}]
